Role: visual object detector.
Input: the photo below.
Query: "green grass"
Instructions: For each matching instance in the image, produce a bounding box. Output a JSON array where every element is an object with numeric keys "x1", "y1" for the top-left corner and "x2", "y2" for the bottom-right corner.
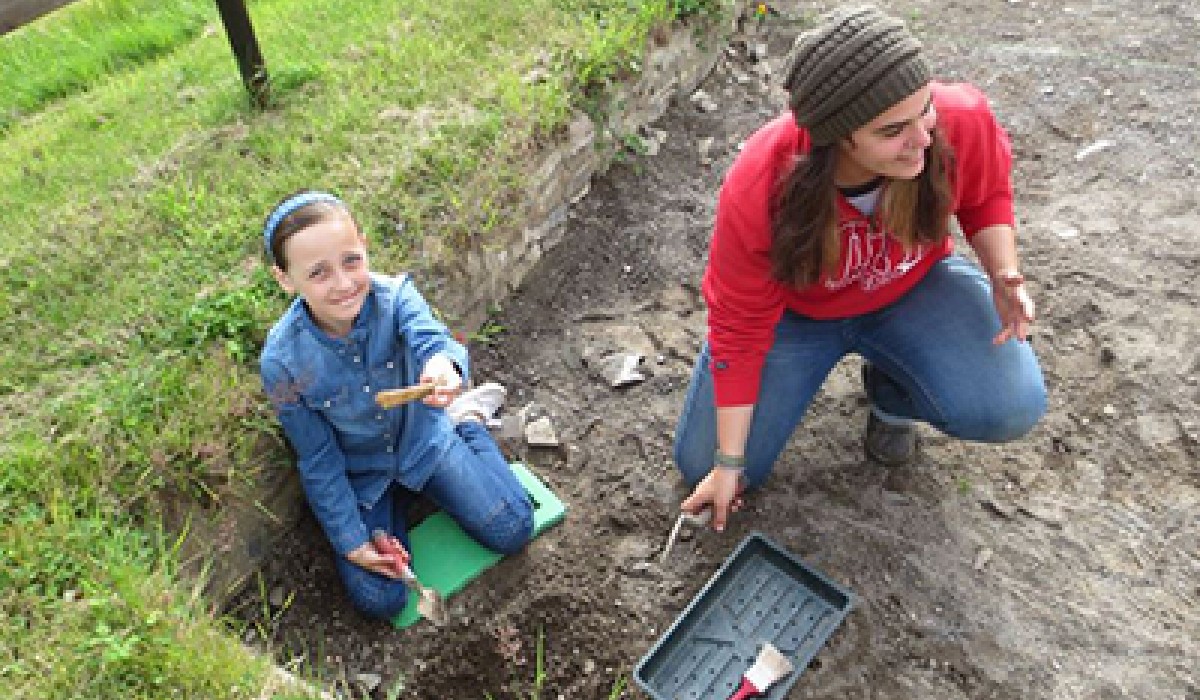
[
  {"x1": 0, "y1": 0, "x2": 215, "y2": 130},
  {"x1": 0, "y1": 0, "x2": 730, "y2": 697}
]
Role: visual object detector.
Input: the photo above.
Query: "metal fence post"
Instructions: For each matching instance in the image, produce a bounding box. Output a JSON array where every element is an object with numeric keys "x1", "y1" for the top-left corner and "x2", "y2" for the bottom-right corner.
[{"x1": 214, "y1": 0, "x2": 270, "y2": 108}]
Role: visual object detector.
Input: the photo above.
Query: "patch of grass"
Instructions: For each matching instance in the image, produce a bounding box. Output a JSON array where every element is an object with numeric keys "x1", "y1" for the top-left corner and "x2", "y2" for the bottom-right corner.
[
  {"x1": 0, "y1": 0, "x2": 215, "y2": 130},
  {"x1": 0, "y1": 0, "x2": 735, "y2": 696},
  {"x1": 0, "y1": 509, "x2": 285, "y2": 699}
]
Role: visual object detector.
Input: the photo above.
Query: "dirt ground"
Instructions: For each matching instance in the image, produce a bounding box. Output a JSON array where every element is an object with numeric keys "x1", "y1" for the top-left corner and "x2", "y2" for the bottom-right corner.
[{"x1": 233, "y1": 1, "x2": 1199, "y2": 697}]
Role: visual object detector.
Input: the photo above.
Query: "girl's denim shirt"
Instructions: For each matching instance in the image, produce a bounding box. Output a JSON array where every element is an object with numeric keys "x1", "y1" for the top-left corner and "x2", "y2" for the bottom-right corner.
[{"x1": 259, "y1": 273, "x2": 469, "y2": 556}]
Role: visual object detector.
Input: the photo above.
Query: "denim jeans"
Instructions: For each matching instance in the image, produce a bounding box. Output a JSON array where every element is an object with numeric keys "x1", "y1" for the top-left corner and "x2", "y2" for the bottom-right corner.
[
  {"x1": 674, "y1": 255, "x2": 1047, "y2": 488},
  {"x1": 335, "y1": 421, "x2": 534, "y2": 620}
]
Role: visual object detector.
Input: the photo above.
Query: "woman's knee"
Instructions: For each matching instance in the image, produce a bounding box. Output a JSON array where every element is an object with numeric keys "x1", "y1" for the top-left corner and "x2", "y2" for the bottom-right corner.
[
  {"x1": 673, "y1": 435, "x2": 714, "y2": 487},
  {"x1": 998, "y1": 382, "x2": 1048, "y2": 440},
  {"x1": 948, "y1": 382, "x2": 1047, "y2": 443}
]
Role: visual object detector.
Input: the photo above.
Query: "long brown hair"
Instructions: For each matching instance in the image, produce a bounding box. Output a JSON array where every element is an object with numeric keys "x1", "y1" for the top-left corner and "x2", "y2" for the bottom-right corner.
[{"x1": 770, "y1": 130, "x2": 956, "y2": 287}]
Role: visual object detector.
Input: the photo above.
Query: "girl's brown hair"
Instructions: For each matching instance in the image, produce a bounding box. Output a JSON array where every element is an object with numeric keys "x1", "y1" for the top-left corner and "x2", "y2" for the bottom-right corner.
[
  {"x1": 769, "y1": 129, "x2": 956, "y2": 287},
  {"x1": 265, "y1": 190, "x2": 353, "y2": 271}
]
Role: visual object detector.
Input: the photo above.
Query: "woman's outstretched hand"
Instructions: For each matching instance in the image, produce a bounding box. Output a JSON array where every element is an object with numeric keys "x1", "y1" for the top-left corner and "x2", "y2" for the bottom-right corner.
[
  {"x1": 990, "y1": 272, "x2": 1036, "y2": 345},
  {"x1": 419, "y1": 353, "x2": 463, "y2": 408},
  {"x1": 680, "y1": 467, "x2": 745, "y2": 533}
]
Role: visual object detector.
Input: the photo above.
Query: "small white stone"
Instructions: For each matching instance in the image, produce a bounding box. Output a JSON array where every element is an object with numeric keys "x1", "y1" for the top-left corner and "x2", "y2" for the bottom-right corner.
[
  {"x1": 352, "y1": 672, "x2": 382, "y2": 694},
  {"x1": 525, "y1": 416, "x2": 560, "y2": 447},
  {"x1": 602, "y1": 353, "x2": 646, "y2": 387}
]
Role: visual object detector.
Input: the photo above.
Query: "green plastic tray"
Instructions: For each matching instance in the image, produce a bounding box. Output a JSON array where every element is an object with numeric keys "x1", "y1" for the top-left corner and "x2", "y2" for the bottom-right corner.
[{"x1": 392, "y1": 462, "x2": 566, "y2": 628}]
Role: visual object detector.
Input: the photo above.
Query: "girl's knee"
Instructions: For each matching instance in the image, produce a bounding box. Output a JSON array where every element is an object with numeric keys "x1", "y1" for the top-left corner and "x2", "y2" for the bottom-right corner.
[
  {"x1": 476, "y1": 497, "x2": 534, "y2": 556},
  {"x1": 345, "y1": 577, "x2": 408, "y2": 621}
]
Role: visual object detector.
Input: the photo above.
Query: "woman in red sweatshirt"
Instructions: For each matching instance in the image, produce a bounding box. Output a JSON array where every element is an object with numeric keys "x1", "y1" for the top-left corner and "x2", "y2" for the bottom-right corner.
[{"x1": 674, "y1": 5, "x2": 1047, "y2": 531}]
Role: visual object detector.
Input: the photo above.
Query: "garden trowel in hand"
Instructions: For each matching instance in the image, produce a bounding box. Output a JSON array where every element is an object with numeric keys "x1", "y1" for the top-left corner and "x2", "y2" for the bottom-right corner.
[
  {"x1": 372, "y1": 529, "x2": 448, "y2": 626},
  {"x1": 659, "y1": 508, "x2": 712, "y2": 563}
]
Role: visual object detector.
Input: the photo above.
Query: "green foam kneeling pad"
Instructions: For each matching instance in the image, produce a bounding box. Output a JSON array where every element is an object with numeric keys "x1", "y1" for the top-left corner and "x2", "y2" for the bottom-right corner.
[{"x1": 392, "y1": 462, "x2": 566, "y2": 628}]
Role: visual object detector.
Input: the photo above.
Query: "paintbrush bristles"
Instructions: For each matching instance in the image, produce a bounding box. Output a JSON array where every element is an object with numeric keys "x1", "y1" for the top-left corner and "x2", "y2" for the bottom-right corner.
[{"x1": 744, "y1": 642, "x2": 794, "y2": 692}]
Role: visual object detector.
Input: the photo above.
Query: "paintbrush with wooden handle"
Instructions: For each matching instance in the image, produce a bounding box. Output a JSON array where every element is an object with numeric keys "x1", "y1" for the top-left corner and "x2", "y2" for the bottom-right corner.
[{"x1": 375, "y1": 383, "x2": 435, "y2": 409}]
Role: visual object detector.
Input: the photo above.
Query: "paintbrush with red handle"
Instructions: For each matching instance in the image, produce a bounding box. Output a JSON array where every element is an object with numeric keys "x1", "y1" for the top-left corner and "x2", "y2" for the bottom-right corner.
[{"x1": 728, "y1": 642, "x2": 794, "y2": 699}]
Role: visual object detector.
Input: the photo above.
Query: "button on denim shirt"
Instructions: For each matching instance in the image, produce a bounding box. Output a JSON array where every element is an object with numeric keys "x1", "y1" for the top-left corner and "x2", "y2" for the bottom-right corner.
[{"x1": 260, "y1": 274, "x2": 469, "y2": 556}]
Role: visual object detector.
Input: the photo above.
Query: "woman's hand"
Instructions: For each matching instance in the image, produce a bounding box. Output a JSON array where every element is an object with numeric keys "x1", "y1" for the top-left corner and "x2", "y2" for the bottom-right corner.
[
  {"x1": 990, "y1": 271, "x2": 1035, "y2": 345},
  {"x1": 346, "y1": 537, "x2": 408, "y2": 579},
  {"x1": 680, "y1": 467, "x2": 745, "y2": 533},
  {"x1": 419, "y1": 353, "x2": 463, "y2": 408}
]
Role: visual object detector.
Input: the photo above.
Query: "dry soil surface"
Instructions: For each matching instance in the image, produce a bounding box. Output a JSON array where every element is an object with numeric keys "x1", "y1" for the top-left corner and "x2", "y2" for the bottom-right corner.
[{"x1": 236, "y1": 1, "x2": 1199, "y2": 698}]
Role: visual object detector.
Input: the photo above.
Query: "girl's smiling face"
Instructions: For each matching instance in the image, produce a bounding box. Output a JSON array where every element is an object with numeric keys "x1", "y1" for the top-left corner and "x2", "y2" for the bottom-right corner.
[{"x1": 271, "y1": 211, "x2": 370, "y2": 338}]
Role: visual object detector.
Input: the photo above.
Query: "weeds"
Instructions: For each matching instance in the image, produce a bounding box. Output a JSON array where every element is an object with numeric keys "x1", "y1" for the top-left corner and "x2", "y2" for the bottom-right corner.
[
  {"x1": 251, "y1": 571, "x2": 294, "y2": 643},
  {"x1": 469, "y1": 303, "x2": 508, "y2": 344},
  {"x1": 531, "y1": 626, "x2": 547, "y2": 699},
  {"x1": 671, "y1": 0, "x2": 725, "y2": 19},
  {"x1": 956, "y1": 475, "x2": 973, "y2": 496}
]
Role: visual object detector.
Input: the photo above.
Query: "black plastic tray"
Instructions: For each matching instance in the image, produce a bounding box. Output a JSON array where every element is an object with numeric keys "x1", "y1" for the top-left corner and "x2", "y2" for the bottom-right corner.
[{"x1": 634, "y1": 532, "x2": 853, "y2": 700}]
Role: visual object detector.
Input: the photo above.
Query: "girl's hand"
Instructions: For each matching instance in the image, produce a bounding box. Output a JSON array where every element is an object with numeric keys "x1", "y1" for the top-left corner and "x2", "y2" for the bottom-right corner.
[
  {"x1": 990, "y1": 271, "x2": 1036, "y2": 345},
  {"x1": 419, "y1": 354, "x2": 463, "y2": 408},
  {"x1": 680, "y1": 468, "x2": 745, "y2": 533},
  {"x1": 347, "y1": 537, "x2": 408, "y2": 579}
]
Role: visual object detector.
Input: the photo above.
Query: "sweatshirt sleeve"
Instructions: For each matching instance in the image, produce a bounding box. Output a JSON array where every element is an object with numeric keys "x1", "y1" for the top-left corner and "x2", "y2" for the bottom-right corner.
[
  {"x1": 260, "y1": 358, "x2": 368, "y2": 557},
  {"x1": 946, "y1": 88, "x2": 1017, "y2": 237},
  {"x1": 394, "y1": 275, "x2": 470, "y2": 382},
  {"x1": 702, "y1": 182, "x2": 786, "y2": 407}
]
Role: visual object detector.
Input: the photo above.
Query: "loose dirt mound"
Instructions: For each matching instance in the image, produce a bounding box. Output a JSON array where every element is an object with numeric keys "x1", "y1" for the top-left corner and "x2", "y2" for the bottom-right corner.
[{"x1": 238, "y1": 2, "x2": 1198, "y2": 697}]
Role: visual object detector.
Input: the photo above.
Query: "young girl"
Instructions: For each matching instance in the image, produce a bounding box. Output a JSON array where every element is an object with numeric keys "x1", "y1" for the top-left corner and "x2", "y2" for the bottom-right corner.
[
  {"x1": 259, "y1": 190, "x2": 533, "y2": 620},
  {"x1": 675, "y1": 5, "x2": 1048, "y2": 531}
]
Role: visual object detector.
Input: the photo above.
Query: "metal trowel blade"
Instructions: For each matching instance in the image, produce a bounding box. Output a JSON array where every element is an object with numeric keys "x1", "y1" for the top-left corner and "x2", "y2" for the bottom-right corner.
[{"x1": 417, "y1": 588, "x2": 448, "y2": 626}]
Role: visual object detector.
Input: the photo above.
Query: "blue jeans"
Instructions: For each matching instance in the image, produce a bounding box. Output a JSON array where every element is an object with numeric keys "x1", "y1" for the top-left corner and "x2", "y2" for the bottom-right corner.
[
  {"x1": 674, "y1": 255, "x2": 1047, "y2": 488},
  {"x1": 335, "y1": 421, "x2": 534, "y2": 620}
]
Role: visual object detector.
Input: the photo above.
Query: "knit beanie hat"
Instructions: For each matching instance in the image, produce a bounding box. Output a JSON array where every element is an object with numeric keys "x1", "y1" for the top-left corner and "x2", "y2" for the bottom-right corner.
[{"x1": 784, "y1": 5, "x2": 930, "y2": 145}]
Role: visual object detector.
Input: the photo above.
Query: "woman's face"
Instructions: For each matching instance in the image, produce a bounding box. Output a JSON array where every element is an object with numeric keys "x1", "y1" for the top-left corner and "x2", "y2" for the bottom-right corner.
[
  {"x1": 836, "y1": 84, "x2": 937, "y2": 186},
  {"x1": 271, "y1": 211, "x2": 371, "y2": 337}
]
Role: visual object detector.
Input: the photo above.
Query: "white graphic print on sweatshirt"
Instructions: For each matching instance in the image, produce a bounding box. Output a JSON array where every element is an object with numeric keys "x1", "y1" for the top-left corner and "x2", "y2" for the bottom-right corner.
[{"x1": 825, "y1": 219, "x2": 927, "y2": 293}]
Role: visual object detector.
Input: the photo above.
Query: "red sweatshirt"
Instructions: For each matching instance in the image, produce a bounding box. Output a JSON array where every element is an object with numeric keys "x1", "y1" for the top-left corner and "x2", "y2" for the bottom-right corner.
[{"x1": 703, "y1": 82, "x2": 1016, "y2": 406}]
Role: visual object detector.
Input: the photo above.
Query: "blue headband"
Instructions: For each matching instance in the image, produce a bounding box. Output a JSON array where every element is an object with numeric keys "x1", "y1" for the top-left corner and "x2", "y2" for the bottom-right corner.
[{"x1": 263, "y1": 191, "x2": 344, "y2": 263}]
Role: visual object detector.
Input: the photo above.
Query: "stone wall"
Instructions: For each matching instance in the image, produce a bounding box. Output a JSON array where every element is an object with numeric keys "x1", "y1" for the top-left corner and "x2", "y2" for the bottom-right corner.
[{"x1": 423, "y1": 15, "x2": 731, "y2": 331}]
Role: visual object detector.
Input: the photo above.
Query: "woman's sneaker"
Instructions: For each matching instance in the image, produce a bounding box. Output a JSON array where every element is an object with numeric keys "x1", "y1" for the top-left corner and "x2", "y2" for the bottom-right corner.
[{"x1": 447, "y1": 382, "x2": 507, "y2": 424}]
